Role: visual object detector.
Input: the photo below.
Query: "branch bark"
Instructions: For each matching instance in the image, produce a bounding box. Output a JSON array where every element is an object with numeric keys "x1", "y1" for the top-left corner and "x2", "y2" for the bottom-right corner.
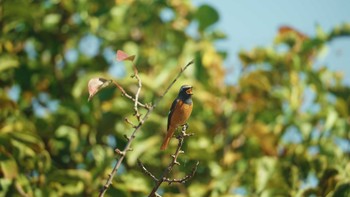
[
  {"x1": 98, "y1": 60, "x2": 193, "y2": 197},
  {"x1": 138, "y1": 125, "x2": 199, "y2": 197}
]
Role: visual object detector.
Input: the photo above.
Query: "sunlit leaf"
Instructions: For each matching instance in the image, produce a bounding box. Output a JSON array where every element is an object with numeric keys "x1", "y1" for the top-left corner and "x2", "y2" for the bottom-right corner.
[
  {"x1": 325, "y1": 109, "x2": 338, "y2": 131},
  {"x1": 0, "y1": 55, "x2": 19, "y2": 72},
  {"x1": 255, "y1": 157, "x2": 277, "y2": 192},
  {"x1": 53, "y1": 125, "x2": 79, "y2": 152},
  {"x1": 0, "y1": 155, "x2": 18, "y2": 179},
  {"x1": 120, "y1": 172, "x2": 150, "y2": 193},
  {"x1": 88, "y1": 77, "x2": 112, "y2": 101},
  {"x1": 127, "y1": 136, "x2": 159, "y2": 166},
  {"x1": 9, "y1": 131, "x2": 44, "y2": 150}
]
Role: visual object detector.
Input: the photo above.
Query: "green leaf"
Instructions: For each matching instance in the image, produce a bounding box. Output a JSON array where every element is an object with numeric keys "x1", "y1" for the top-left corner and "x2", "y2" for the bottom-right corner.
[
  {"x1": 0, "y1": 178, "x2": 12, "y2": 196},
  {"x1": 120, "y1": 172, "x2": 150, "y2": 193},
  {"x1": 53, "y1": 125, "x2": 79, "y2": 152},
  {"x1": 9, "y1": 131, "x2": 44, "y2": 150},
  {"x1": 255, "y1": 157, "x2": 277, "y2": 192},
  {"x1": 0, "y1": 55, "x2": 19, "y2": 72},
  {"x1": 43, "y1": 13, "x2": 61, "y2": 27},
  {"x1": 48, "y1": 169, "x2": 92, "y2": 185},
  {"x1": 47, "y1": 169, "x2": 91, "y2": 195},
  {"x1": 127, "y1": 136, "x2": 159, "y2": 166},
  {"x1": 333, "y1": 183, "x2": 350, "y2": 197},
  {"x1": 0, "y1": 154, "x2": 18, "y2": 179},
  {"x1": 195, "y1": 4, "x2": 219, "y2": 31},
  {"x1": 325, "y1": 109, "x2": 338, "y2": 131}
]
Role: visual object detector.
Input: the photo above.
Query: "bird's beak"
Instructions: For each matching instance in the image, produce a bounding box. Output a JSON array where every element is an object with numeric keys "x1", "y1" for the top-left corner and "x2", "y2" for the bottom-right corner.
[{"x1": 186, "y1": 87, "x2": 193, "y2": 95}]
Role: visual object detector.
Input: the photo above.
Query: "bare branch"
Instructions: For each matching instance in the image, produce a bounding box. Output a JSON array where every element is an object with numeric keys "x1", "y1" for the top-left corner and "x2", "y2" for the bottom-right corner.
[
  {"x1": 140, "y1": 125, "x2": 199, "y2": 197},
  {"x1": 111, "y1": 80, "x2": 148, "y2": 109},
  {"x1": 164, "y1": 161, "x2": 199, "y2": 184},
  {"x1": 132, "y1": 64, "x2": 142, "y2": 121},
  {"x1": 98, "y1": 60, "x2": 193, "y2": 197},
  {"x1": 123, "y1": 134, "x2": 130, "y2": 141},
  {"x1": 152, "y1": 60, "x2": 193, "y2": 109},
  {"x1": 115, "y1": 148, "x2": 125, "y2": 156},
  {"x1": 137, "y1": 160, "x2": 159, "y2": 182},
  {"x1": 125, "y1": 118, "x2": 137, "y2": 128}
]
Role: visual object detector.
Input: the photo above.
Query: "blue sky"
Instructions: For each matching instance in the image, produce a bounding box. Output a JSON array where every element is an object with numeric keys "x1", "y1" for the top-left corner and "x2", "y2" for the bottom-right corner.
[{"x1": 193, "y1": 0, "x2": 350, "y2": 85}]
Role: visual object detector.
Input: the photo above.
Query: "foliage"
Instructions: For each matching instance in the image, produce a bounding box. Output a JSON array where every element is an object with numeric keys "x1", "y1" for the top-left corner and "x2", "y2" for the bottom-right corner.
[{"x1": 1, "y1": 0, "x2": 350, "y2": 196}]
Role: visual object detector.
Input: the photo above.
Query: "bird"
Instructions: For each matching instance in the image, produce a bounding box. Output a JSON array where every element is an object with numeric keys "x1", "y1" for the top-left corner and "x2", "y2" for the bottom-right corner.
[{"x1": 160, "y1": 85, "x2": 193, "y2": 150}]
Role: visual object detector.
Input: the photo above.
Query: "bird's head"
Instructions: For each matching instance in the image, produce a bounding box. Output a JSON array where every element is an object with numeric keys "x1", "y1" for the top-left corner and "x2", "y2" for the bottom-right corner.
[{"x1": 179, "y1": 85, "x2": 193, "y2": 96}]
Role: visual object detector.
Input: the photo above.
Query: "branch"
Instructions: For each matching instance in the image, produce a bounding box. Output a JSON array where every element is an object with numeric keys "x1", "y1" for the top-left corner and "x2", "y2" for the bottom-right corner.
[
  {"x1": 137, "y1": 160, "x2": 159, "y2": 182},
  {"x1": 153, "y1": 60, "x2": 193, "y2": 108},
  {"x1": 163, "y1": 161, "x2": 199, "y2": 184},
  {"x1": 98, "y1": 60, "x2": 193, "y2": 197},
  {"x1": 132, "y1": 64, "x2": 142, "y2": 121},
  {"x1": 111, "y1": 80, "x2": 149, "y2": 109},
  {"x1": 138, "y1": 125, "x2": 199, "y2": 197}
]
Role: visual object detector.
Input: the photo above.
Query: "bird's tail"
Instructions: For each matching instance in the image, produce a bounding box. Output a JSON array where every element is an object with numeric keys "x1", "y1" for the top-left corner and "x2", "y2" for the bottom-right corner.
[{"x1": 160, "y1": 126, "x2": 176, "y2": 150}]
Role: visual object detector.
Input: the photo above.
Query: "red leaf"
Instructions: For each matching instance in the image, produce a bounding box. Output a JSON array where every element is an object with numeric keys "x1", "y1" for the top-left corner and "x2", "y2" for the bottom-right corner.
[{"x1": 116, "y1": 50, "x2": 135, "y2": 62}]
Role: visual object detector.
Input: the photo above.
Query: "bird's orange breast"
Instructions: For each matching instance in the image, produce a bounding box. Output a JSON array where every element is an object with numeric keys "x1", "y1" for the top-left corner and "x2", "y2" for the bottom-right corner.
[{"x1": 170, "y1": 100, "x2": 193, "y2": 127}]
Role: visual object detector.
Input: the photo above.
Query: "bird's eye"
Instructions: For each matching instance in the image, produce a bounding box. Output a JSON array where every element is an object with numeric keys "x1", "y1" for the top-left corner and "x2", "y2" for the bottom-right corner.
[{"x1": 185, "y1": 88, "x2": 193, "y2": 95}]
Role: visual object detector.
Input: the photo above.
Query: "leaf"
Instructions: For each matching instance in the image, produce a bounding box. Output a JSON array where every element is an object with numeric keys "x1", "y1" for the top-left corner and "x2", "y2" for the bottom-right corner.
[
  {"x1": 0, "y1": 178, "x2": 12, "y2": 196},
  {"x1": 87, "y1": 77, "x2": 112, "y2": 101},
  {"x1": 255, "y1": 157, "x2": 277, "y2": 192},
  {"x1": 120, "y1": 173, "x2": 149, "y2": 193},
  {"x1": 53, "y1": 125, "x2": 79, "y2": 152},
  {"x1": 325, "y1": 109, "x2": 338, "y2": 131},
  {"x1": 241, "y1": 70, "x2": 271, "y2": 92},
  {"x1": 318, "y1": 168, "x2": 339, "y2": 196},
  {"x1": 278, "y1": 26, "x2": 308, "y2": 40},
  {"x1": 127, "y1": 136, "x2": 159, "y2": 166},
  {"x1": 9, "y1": 131, "x2": 45, "y2": 151},
  {"x1": 333, "y1": 183, "x2": 350, "y2": 197},
  {"x1": 0, "y1": 55, "x2": 19, "y2": 72},
  {"x1": 195, "y1": 4, "x2": 219, "y2": 31},
  {"x1": 0, "y1": 155, "x2": 18, "y2": 179},
  {"x1": 47, "y1": 169, "x2": 91, "y2": 195},
  {"x1": 116, "y1": 50, "x2": 135, "y2": 62},
  {"x1": 49, "y1": 169, "x2": 92, "y2": 184}
]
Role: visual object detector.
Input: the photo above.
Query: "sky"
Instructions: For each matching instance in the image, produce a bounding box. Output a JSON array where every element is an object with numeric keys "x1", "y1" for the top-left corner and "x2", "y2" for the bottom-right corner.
[{"x1": 193, "y1": 0, "x2": 350, "y2": 85}]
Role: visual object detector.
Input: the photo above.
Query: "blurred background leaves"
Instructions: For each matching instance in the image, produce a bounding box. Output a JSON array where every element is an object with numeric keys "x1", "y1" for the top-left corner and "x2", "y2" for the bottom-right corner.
[{"x1": 1, "y1": 0, "x2": 349, "y2": 196}]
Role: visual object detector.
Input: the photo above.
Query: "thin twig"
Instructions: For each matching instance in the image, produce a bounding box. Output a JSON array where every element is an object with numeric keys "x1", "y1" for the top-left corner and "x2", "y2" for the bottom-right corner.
[
  {"x1": 98, "y1": 60, "x2": 194, "y2": 197},
  {"x1": 163, "y1": 161, "x2": 199, "y2": 184},
  {"x1": 139, "y1": 125, "x2": 199, "y2": 197},
  {"x1": 111, "y1": 80, "x2": 148, "y2": 109},
  {"x1": 99, "y1": 64, "x2": 143, "y2": 197},
  {"x1": 132, "y1": 64, "x2": 142, "y2": 121},
  {"x1": 137, "y1": 160, "x2": 159, "y2": 182},
  {"x1": 153, "y1": 60, "x2": 193, "y2": 109},
  {"x1": 124, "y1": 118, "x2": 137, "y2": 128}
]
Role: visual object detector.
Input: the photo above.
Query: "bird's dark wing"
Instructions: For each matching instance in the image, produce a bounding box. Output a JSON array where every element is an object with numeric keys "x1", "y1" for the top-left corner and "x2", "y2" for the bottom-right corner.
[{"x1": 167, "y1": 98, "x2": 179, "y2": 130}]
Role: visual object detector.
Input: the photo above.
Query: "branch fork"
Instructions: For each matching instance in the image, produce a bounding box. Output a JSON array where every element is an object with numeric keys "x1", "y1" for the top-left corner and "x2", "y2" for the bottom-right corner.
[
  {"x1": 138, "y1": 125, "x2": 199, "y2": 197},
  {"x1": 97, "y1": 58, "x2": 193, "y2": 197}
]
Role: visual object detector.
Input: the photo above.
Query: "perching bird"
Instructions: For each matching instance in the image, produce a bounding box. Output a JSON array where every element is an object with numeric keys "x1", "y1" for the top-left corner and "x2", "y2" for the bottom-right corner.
[{"x1": 160, "y1": 85, "x2": 193, "y2": 150}]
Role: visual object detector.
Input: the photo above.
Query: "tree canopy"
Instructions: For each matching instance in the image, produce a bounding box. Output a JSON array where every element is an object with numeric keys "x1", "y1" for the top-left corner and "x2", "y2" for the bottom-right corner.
[{"x1": 1, "y1": 0, "x2": 349, "y2": 196}]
